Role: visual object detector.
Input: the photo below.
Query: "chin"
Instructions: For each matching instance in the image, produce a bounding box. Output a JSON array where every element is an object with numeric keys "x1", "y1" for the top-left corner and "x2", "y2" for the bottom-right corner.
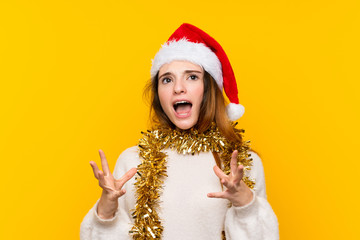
[{"x1": 172, "y1": 118, "x2": 198, "y2": 130}]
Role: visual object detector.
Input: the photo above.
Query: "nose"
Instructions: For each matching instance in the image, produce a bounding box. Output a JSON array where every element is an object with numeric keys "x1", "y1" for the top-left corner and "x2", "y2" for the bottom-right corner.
[{"x1": 173, "y1": 79, "x2": 186, "y2": 94}]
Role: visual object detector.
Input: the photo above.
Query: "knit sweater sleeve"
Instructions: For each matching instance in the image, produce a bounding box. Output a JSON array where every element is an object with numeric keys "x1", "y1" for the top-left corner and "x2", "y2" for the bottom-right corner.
[
  {"x1": 224, "y1": 151, "x2": 279, "y2": 240},
  {"x1": 80, "y1": 146, "x2": 139, "y2": 240}
]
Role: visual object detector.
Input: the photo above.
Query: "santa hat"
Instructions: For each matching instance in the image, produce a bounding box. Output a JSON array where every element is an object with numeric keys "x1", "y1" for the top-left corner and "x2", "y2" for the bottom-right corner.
[{"x1": 151, "y1": 23, "x2": 245, "y2": 121}]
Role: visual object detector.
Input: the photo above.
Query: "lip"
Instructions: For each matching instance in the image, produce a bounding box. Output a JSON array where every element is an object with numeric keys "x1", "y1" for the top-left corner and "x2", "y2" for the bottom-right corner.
[
  {"x1": 172, "y1": 98, "x2": 192, "y2": 106},
  {"x1": 172, "y1": 98, "x2": 192, "y2": 119}
]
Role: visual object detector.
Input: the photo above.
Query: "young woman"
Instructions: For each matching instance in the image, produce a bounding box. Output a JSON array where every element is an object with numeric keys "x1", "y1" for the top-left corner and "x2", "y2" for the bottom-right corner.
[{"x1": 80, "y1": 23, "x2": 279, "y2": 240}]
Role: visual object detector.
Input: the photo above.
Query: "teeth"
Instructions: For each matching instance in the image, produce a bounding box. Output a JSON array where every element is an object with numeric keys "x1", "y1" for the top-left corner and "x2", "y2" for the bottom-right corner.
[
  {"x1": 175, "y1": 101, "x2": 189, "y2": 104},
  {"x1": 173, "y1": 101, "x2": 192, "y2": 111}
]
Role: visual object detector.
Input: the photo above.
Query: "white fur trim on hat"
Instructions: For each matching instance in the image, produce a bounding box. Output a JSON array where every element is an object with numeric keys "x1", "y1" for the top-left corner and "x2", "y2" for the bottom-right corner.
[
  {"x1": 151, "y1": 38, "x2": 223, "y2": 89},
  {"x1": 226, "y1": 103, "x2": 245, "y2": 121}
]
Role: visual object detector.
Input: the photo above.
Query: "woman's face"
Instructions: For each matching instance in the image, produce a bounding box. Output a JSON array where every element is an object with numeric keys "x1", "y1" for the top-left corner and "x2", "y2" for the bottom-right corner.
[{"x1": 158, "y1": 60, "x2": 204, "y2": 130}]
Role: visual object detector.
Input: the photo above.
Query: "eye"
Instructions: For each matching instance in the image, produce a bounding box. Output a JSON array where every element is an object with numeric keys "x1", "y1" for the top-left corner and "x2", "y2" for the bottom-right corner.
[
  {"x1": 188, "y1": 75, "x2": 198, "y2": 80},
  {"x1": 161, "y1": 77, "x2": 172, "y2": 84}
]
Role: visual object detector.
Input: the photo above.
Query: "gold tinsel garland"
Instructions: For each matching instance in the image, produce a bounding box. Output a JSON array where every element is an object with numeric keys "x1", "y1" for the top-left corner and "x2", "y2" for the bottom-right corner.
[{"x1": 130, "y1": 122, "x2": 254, "y2": 239}]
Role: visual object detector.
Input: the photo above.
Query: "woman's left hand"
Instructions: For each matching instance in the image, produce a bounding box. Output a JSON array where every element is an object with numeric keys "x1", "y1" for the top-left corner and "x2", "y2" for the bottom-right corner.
[{"x1": 207, "y1": 150, "x2": 253, "y2": 207}]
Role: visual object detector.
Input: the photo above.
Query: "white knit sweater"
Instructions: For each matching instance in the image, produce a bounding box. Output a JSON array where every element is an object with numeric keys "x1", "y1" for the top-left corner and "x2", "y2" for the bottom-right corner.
[{"x1": 80, "y1": 146, "x2": 279, "y2": 240}]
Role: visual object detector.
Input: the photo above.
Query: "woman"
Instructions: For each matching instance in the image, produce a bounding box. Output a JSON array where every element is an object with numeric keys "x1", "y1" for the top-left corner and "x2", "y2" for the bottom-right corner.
[{"x1": 80, "y1": 23, "x2": 279, "y2": 240}]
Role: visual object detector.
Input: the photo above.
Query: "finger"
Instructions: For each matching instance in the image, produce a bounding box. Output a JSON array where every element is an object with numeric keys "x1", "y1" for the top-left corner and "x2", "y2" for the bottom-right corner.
[
  {"x1": 113, "y1": 188, "x2": 128, "y2": 199},
  {"x1": 220, "y1": 177, "x2": 238, "y2": 192},
  {"x1": 233, "y1": 165, "x2": 244, "y2": 184},
  {"x1": 98, "y1": 170, "x2": 106, "y2": 186},
  {"x1": 117, "y1": 168, "x2": 137, "y2": 187},
  {"x1": 112, "y1": 188, "x2": 127, "y2": 199},
  {"x1": 220, "y1": 178, "x2": 233, "y2": 190},
  {"x1": 230, "y1": 150, "x2": 238, "y2": 176},
  {"x1": 213, "y1": 165, "x2": 228, "y2": 180},
  {"x1": 207, "y1": 191, "x2": 226, "y2": 199},
  {"x1": 119, "y1": 188, "x2": 126, "y2": 197},
  {"x1": 98, "y1": 170, "x2": 113, "y2": 191},
  {"x1": 98, "y1": 149, "x2": 111, "y2": 176},
  {"x1": 98, "y1": 171, "x2": 121, "y2": 196},
  {"x1": 89, "y1": 161, "x2": 100, "y2": 179}
]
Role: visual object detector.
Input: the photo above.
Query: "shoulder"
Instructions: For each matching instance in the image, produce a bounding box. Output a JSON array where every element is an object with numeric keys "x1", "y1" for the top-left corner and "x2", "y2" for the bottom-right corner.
[
  {"x1": 247, "y1": 150, "x2": 265, "y2": 177},
  {"x1": 113, "y1": 146, "x2": 140, "y2": 178},
  {"x1": 248, "y1": 151, "x2": 264, "y2": 171},
  {"x1": 248, "y1": 150, "x2": 267, "y2": 198},
  {"x1": 118, "y1": 146, "x2": 139, "y2": 159}
]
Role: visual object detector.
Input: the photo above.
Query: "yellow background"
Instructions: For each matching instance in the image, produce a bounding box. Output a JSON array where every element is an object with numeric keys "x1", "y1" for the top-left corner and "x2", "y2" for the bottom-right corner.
[{"x1": 1, "y1": 0, "x2": 359, "y2": 239}]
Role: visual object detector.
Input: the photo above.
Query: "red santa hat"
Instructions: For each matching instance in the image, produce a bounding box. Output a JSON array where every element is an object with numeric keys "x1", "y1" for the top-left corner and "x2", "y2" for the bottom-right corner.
[{"x1": 151, "y1": 23, "x2": 245, "y2": 121}]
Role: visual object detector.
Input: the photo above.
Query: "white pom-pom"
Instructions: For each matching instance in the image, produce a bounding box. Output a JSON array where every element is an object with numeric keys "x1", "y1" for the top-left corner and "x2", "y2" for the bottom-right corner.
[{"x1": 226, "y1": 103, "x2": 245, "y2": 121}]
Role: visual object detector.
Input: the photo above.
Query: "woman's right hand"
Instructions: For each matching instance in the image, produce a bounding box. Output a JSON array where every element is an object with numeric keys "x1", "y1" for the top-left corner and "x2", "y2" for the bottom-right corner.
[{"x1": 90, "y1": 149, "x2": 137, "y2": 219}]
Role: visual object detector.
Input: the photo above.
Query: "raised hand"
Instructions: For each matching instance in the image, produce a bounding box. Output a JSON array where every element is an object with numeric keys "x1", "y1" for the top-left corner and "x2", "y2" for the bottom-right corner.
[
  {"x1": 207, "y1": 150, "x2": 253, "y2": 207},
  {"x1": 89, "y1": 149, "x2": 137, "y2": 219}
]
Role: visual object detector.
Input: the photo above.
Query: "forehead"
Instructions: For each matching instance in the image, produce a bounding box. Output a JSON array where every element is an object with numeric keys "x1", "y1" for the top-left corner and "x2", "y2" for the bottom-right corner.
[{"x1": 158, "y1": 60, "x2": 204, "y2": 75}]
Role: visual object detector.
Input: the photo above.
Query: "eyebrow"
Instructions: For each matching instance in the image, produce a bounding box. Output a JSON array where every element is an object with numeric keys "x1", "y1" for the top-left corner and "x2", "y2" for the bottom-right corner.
[{"x1": 158, "y1": 70, "x2": 203, "y2": 79}]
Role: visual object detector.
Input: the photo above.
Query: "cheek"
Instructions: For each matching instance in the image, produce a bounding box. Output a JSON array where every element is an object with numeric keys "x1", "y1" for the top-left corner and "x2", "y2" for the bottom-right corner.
[
  {"x1": 195, "y1": 84, "x2": 204, "y2": 105},
  {"x1": 158, "y1": 89, "x2": 170, "y2": 109}
]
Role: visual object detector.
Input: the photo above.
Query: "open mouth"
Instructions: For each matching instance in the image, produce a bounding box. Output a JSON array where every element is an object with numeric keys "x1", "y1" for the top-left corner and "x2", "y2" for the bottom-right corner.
[{"x1": 173, "y1": 101, "x2": 192, "y2": 115}]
